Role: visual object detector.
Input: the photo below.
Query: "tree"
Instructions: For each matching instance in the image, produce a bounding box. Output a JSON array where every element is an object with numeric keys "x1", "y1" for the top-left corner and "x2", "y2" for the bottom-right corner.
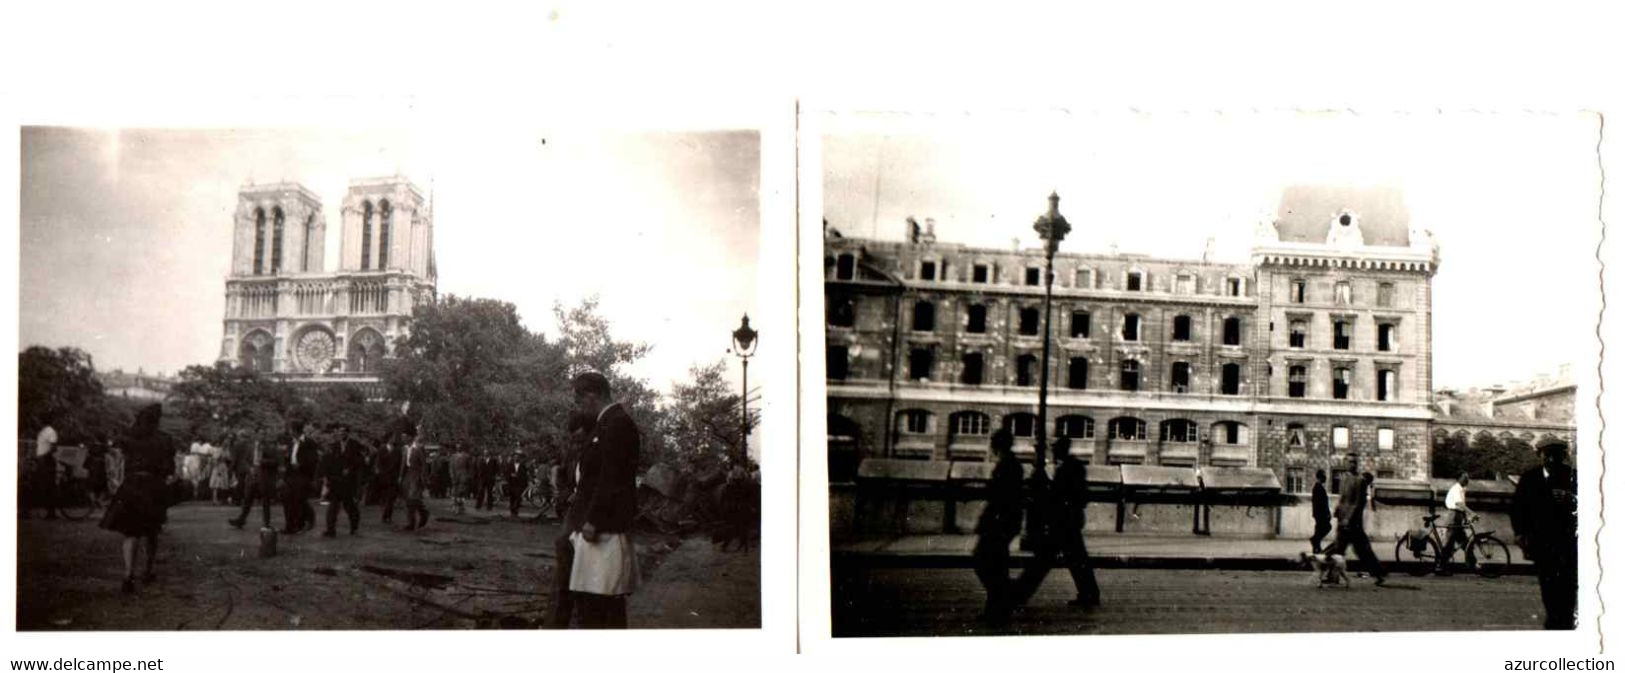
[
  {"x1": 657, "y1": 360, "x2": 760, "y2": 472},
  {"x1": 168, "y1": 362, "x2": 299, "y2": 448},
  {"x1": 1432, "y1": 431, "x2": 1473, "y2": 479},
  {"x1": 18, "y1": 346, "x2": 125, "y2": 442}
]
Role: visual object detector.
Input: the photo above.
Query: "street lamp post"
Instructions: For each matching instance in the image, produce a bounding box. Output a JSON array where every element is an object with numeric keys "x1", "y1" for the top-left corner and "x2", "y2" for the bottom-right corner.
[
  {"x1": 731, "y1": 314, "x2": 759, "y2": 465},
  {"x1": 1024, "y1": 191, "x2": 1071, "y2": 549}
]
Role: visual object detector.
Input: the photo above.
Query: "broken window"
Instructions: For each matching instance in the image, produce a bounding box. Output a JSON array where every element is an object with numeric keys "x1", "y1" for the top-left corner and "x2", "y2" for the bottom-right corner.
[
  {"x1": 1289, "y1": 320, "x2": 1307, "y2": 348},
  {"x1": 1172, "y1": 315, "x2": 1192, "y2": 341},
  {"x1": 1332, "y1": 425, "x2": 1350, "y2": 450},
  {"x1": 1025, "y1": 267, "x2": 1042, "y2": 286},
  {"x1": 1070, "y1": 310, "x2": 1090, "y2": 338},
  {"x1": 1288, "y1": 365, "x2": 1307, "y2": 398},
  {"x1": 1161, "y1": 419, "x2": 1198, "y2": 443},
  {"x1": 1216, "y1": 421, "x2": 1248, "y2": 445},
  {"x1": 1334, "y1": 281, "x2": 1352, "y2": 305},
  {"x1": 919, "y1": 260, "x2": 937, "y2": 281},
  {"x1": 1377, "y1": 369, "x2": 1396, "y2": 401},
  {"x1": 1290, "y1": 279, "x2": 1306, "y2": 303},
  {"x1": 972, "y1": 264, "x2": 989, "y2": 283},
  {"x1": 1378, "y1": 427, "x2": 1395, "y2": 450},
  {"x1": 1176, "y1": 274, "x2": 1193, "y2": 294},
  {"x1": 828, "y1": 296, "x2": 856, "y2": 328},
  {"x1": 900, "y1": 410, "x2": 931, "y2": 434},
  {"x1": 1006, "y1": 413, "x2": 1038, "y2": 438},
  {"x1": 966, "y1": 304, "x2": 987, "y2": 333},
  {"x1": 1377, "y1": 282, "x2": 1395, "y2": 308},
  {"x1": 835, "y1": 253, "x2": 855, "y2": 280},
  {"x1": 1015, "y1": 354, "x2": 1038, "y2": 386},
  {"x1": 1018, "y1": 307, "x2": 1040, "y2": 336},
  {"x1": 1221, "y1": 362, "x2": 1241, "y2": 395},
  {"x1": 1227, "y1": 277, "x2": 1244, "y2": 296},
  {"x1": 1126, "y1": 271, "x2": 1143, "y2": 291},
  {"x1": 1287, "y1": 423, "x2": 1307, "y2": 448},
  {"x1": 1120, "y1": 359, "x2": 1141, "y2": 392},
  {"x1": 1057, "y1": 415, "x2": 1094, "y2": 440},
  {"x1": 1332, "y1": 366, "x2": 1351, "y2": 400},
  {"x1": 961, "y1": 352, "x2": 984, "y2": 385},
  {"x1": 1223, "y1": 317, "x2": 1243, "y2": 345},
  {"x1": 912, "y1": 300, "x2": 936, "y2": 332},
  {"x1": 1122, "y1": 313, "x2": 1141, "y2": 341},
  {"x1": 1068, "y1": 357, "x2": 1089, "y2": 389},
  {"x1": 1171, "y1": 362, "x2": 1191, "y2": 393},
  {"x1": 908, "y1": 347, "x2": 933, "y2": 381},
  {"x1": 1333, "y1": 319, "x2": 1351, "y2": 350},
  {"x1": 1110, "y1": 417, "x2": 1147, "y2": 441},
  {"x1": 827, "y1": 346, "x2": 849, "y2": 380},
  {"x1": 1377, "y1": 323, "x2": 1394, "y2": 351}
]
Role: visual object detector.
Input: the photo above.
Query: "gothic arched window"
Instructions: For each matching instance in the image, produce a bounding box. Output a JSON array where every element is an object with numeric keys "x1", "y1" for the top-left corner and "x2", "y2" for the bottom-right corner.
[
  {"x1": 252, "y1": 208, "x2": 266, "y2": 275},
  {"x1": 302, "y1": 214, "x2": 315, "y2": 271},
  {"x1": 378, "y1": 199, "x2": 392, "y2": 270},
  {"x1": 271, "y1": 206, "x2": 285, "y2": 273},
  {"x1": 361, "y1": 201, "x2": 374, "y2": 270}
]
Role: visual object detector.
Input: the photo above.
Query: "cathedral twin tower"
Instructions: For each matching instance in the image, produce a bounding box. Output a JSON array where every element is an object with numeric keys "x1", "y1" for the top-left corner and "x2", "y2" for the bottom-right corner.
[{"x1": 220, "y1": 177, "x2": 437, "y2": 381}]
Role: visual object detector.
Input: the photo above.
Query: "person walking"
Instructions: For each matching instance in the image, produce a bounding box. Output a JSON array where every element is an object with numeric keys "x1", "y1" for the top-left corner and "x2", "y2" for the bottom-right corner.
[
  {"x1": 1327, "y1": 468, "x2": 1387, "y2": 586},
  {"x1": 1012, "y1": 437, "x2": 1101, "y2": 609},
  {"x1": 564, "y1": 372, "x2": 641, "y2": 629},
  {"x1": 505, "y1": 450, "x2": 530, "y2": 518},
  {"x1": 99, "y1": 404, "x2": 177, "y2": 594},
  {"x1": 229, "y1": 437, "x2": 279, "y2": 530},
  {"x1": 1513, "y1": 444, "x2": 1579, "y2": 630},
  {"x1": 973, "y1": 428, "x2": 1024, "y2": 625},
  {"x1": 31, "y1": 418, "x2": 63, "y2": 519},
  {"x1": 321, "y1": 425, "x2": 367, "y2": 537},
  {"x1": 1310, "y1": 468, "x2": 1332, "y2": 553},
  {"x1": 282, "y1": 421, "x2": 320, "y2": 534},
  {"x1": 209, "y1": 452, "x2": 234, "y2": 504},
  {"x1": 399, "y1": 428, "x2": 431, "y2": 531},
  {"x1": 1437, "y1": 472, "x2": 1477, "y2": 573},
  {"x1": 449, "y1": 444, "x2": 470, "y2": 514}
]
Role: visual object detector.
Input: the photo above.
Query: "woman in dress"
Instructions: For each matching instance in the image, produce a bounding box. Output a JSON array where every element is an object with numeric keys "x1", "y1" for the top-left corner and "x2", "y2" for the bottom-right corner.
[
  {"x1": 209, "y1": 452, "x2": 234, "y2": 504},
  {"x1": 100, "y1": 403, "x2": 177, "y2": 594}
]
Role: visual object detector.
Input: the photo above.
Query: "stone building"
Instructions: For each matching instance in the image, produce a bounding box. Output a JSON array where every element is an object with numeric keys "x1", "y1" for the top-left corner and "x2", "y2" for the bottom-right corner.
[
  {"x1": 825, "y1": 187, "x2": 1442, "y2": 491},
  {"x1": 1433, "y1": 369, "x2": 1578, "y2": 463},
  {"x1": 218, "y1": 177, "x2": 437, "y2": 391}
]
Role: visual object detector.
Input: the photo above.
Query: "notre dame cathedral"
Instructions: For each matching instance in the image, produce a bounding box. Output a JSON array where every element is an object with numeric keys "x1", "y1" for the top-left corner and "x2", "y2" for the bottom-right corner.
[{"x1": 218, "y1": 177, "x2": 437, "y2": 385}]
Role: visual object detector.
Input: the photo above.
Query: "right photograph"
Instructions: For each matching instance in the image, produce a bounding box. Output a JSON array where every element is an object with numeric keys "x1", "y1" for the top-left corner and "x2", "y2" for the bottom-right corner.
[{"x1": 817, "y1": 111, "x2": 1599, "y2": 637}]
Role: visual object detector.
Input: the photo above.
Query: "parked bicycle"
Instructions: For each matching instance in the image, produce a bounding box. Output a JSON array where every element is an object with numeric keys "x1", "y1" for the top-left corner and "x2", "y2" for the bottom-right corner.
[{"x1": 1395, "y1": 512, "x2": 1511, "y2": 578}]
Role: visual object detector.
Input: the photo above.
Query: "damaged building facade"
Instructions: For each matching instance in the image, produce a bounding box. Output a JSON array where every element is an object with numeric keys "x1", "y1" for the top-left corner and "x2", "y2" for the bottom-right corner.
[{"x1": 826, "y1": 188, "x2": 1444, "y2": 497}]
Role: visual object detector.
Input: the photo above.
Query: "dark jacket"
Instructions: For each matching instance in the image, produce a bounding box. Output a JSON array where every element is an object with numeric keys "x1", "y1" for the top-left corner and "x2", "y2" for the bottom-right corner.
[
  {"x1": 1052, "y1": 456, "x2": 1089, "y2": 534},
  {"x1": 567, "y1": 403, "x2": 640, "y2": 534},
  {"x1": 287, "y1": 436, "x2": 320, "y2": 480},
  {"x1": 374, "y1": 444, "x2": 402, "y2": 486},
  {"x1": 1311, "y1": 482, "x2": 1331, "y2": 522},
  {"x1": 320, "y1": 437, "x2": 368, "y2": 489},
  {"x1": 506, "y1": 460, "x2": 530, "y2": 487},
  {"x1": 975, "y1": 453, "x2": 1024, "y2": 537},
  {"x1": 1512, "y1": 462, "x2": 1578, "y2": 549}
]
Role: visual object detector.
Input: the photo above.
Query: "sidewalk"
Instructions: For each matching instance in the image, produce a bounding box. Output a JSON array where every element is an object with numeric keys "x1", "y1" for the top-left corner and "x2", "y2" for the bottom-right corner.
[{"x1": 834, "y1": 533, "x2": 1535, "y2": 573}]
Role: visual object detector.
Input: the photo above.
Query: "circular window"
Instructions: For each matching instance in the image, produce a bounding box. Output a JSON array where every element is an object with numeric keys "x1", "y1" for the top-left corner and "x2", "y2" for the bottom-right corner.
[{"x1": 293, "y1": 328, "x2": 337, "y2": 372}]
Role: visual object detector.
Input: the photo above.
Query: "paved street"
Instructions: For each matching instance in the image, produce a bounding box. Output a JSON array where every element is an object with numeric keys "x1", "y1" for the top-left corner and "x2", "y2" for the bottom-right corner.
[
  {"x1": 832, "y1": 565, "x2": 1547, "y2": 637},
  {"x1": 17, "y1": 499, "x2": 759, "y2": 630}
]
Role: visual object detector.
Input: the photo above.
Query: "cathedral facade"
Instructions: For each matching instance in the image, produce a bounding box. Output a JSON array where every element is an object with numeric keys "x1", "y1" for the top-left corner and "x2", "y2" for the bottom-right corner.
[{"x1": 218, "y1": 177, "x2": 437, "y2": 383}]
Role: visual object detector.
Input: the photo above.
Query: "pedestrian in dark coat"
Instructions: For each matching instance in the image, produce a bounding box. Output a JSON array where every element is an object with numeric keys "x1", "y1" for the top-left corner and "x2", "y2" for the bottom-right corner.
[
  {"x1": 399, "y1": 428, "x2": 431, "y2": 530},
  {"x1": 564, "y1": 372, "x2": 641, "y2": 629},
  {"x1": 321, "y1": 425, "x2": 368, "y2": 536},
  {"x1": 1012, "y1": 437, "x2": 1101, "y2": 609},
  {"x1": 1513, "y1": 444, "x2": 1579, "y2": 630},
  {"x1": 100, "y1": 403, "x2": 177, "y2": 593},
  {"x1": 229, "y1": 435, "x2": 280, "y2": 530},
  {"x1": 1327, "y1": 469, "x2": 1386, "y2": 585},
  {"x1": 1310, "y1": 469, "x2": 1332, "y2": 553},
  {"x1": 505, "y1": 451, "x2": 530, "y2": 517},
  {"x1": 973, "y1": 429, "x2": 1024, "y2": 625},
  {"x1": 374, "y1": 439, "x2": 403, "y2": 523},
  {"x1": 281, "y1": 422, "x2": 320, "y2": 534}
]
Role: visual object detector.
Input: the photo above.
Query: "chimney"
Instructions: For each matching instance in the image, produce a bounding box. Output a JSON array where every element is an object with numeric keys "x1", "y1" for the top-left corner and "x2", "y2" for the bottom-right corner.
[
  {"x1": 906, "y1": 216, "x2": 920, "y2": 243},
  {"x1": 921, "y1": 218, "x2": 937, "y2": 243}
]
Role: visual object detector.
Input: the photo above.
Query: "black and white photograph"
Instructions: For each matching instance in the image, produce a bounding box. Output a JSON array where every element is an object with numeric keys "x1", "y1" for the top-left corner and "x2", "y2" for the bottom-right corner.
[
  {"x1": 16, "y1": 126, "x2": 764, "y2": 631},
  {"x1": 812, "y1": 111, "x2": 1600, "y2": 638}
]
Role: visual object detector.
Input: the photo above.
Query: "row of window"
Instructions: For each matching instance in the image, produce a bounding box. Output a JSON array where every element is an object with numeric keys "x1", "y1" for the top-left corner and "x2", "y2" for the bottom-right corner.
[
  {"x1": 832, "y1": 252, "x2": 1251, "y2": 297},
  {"x1": 1287, "y1": 317, "x2": 1399, "y2": 352},
  {"x1": 250, "y1": 207, "x2": 316, "y2": 276},
  {"x1": 829, "y1": 346, "x2": 1402, "y2": 401},
  {"x1": 897, "y1": 410, "x2": 1252, "y2": 444},
  {"x1": 359, "y1": 200, "x2": 392, "y2": 271},
  {"x1": 1287, "y1": 278, "x2": 1398, "y2": 308},
  {"x1": 832, "y1": 297, "x2": 1251, "y2": 346},
  {"x1": 1284, "y1": 423, "x2": 1397, "y2": 451}
]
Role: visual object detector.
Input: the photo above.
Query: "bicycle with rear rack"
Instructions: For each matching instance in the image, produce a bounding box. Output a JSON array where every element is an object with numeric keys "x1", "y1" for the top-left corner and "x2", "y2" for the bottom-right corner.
[{"x1": 1395, "y1": 512, "x2": 1511, "y2": 578}]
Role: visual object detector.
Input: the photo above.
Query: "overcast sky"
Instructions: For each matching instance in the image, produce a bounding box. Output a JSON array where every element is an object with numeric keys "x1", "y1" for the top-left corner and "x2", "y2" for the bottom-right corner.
[
  {"x1": 19, "y1": 127, "x2": 761, "y2": 396},
  {"x1": 821, "y1": 111, "x2": 1600, "y2": 390}
]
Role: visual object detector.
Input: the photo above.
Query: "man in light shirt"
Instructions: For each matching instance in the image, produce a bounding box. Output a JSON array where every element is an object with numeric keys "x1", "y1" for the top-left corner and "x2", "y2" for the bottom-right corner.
[
  {"x1": 32, "y1": 419, "x2": 62, "y2": 519},
  {"x1": 1437, "y1": 472, "x2": 1475, "y2": 572}
]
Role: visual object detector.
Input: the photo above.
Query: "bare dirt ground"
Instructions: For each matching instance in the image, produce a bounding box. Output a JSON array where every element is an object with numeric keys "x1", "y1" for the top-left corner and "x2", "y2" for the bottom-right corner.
[{"x1": 16, "y1": 499, "x2": 759, "y2": 630}]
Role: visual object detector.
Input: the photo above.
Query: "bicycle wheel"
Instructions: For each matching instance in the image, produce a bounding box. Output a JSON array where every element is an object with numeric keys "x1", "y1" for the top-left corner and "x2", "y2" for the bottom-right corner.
[
  {"x1": 58, "y1": 480, "x2": 96, "y2": 521},
  {"x1": 1472, "y1": 536, "x2": 1511, "y2": 578},
  {"x1": 1396, "y1": 535, "x2": 1439, "y2": 576}
]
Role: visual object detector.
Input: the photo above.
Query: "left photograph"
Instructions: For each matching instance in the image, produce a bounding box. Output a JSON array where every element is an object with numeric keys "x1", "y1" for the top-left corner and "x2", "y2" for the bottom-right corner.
[{"x1": 16, "y1": 127, "x2": 763, "y2": 630}]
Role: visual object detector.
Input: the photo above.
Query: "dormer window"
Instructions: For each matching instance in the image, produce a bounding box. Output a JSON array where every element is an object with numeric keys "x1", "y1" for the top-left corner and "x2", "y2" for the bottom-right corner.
[
  {"x1": 1025, "y1": 267, "x2": 1042, "y2": 286},
  {"x1": 972, "y1": 264, "x2": 990, "y2": 284},
  {"x1": 835, "y1": 253, "x2": 855, "y2": 280},
  {"x1": 1227, "y1": 277, "x2": 1244, "y2": 297},
  {"x1": 919, "y1": 260, "x2": 937, "y2": 281},
  {"x1": 1175, "y1": 274, "x2": 1194, "y2": 295},
  {"x1": 1075, "y1": 268, "x2": 1094, "y2": 288},
  {"x1": 1290, "y1": 279, "x2": 1307, "y2": 303},
  {"x1": 1126, "y1": 271, "x2": 1143, "y2": 291}
]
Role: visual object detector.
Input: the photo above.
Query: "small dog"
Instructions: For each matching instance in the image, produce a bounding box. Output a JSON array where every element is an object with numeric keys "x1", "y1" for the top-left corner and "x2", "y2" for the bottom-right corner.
[{"x1": 1300, "y1": 551, "x2": 1350, "y2": 588}]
